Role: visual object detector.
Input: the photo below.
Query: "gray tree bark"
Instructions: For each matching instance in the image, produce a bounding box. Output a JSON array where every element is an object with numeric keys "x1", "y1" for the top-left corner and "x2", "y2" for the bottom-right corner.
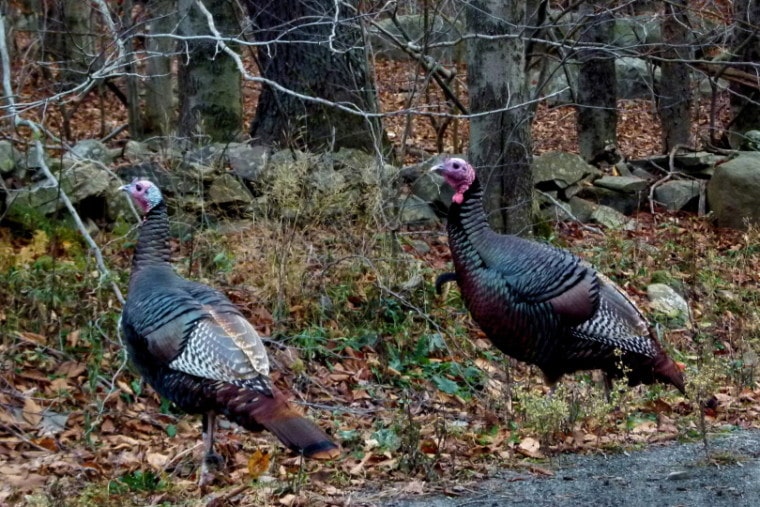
[
  {"x1": 178, "y1": 0, "x2": 242, "y2": 143},
  {"x1": 243, "y1": 0, "x2": 387, "y2": 154},
  {"x1": 465, "y1": 0, "x2": 543, "y2": 235},
  {"x1": 576, "y1": 4, "x2": 617, "y2": 163},
  {"x1": 48, "y1": 0, "x2": 96, "y2": 86},
  {"x1": 120, "y1": 0, "x2": 144, "y2": 141},
  {"x1": 37, "y1": 0, "x2": 97, "y2": 139},
  {"x1": 144, "y1": 0, "x2": 178, "y2": 138},
  {"x1": 658, "y1": 0, "x2": 692, "y2": 153},
  {"x1": 728, "y1": 0, "x2": 760, "y2": 149}
]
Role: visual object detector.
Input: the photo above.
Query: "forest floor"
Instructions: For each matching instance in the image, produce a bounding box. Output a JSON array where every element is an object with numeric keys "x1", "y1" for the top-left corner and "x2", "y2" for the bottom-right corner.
[{"x1": 2, "y1": 54, "x2": 760, "y2": 507}]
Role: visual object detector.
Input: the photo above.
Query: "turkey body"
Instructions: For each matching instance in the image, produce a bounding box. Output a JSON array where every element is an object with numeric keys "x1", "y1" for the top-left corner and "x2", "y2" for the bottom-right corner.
[
  {"x1": 120, "y1": 180, "x2": 338, "y2": 484},
  {"x1": 433, "y1": 159, "x2": 685, "y2": 393}
]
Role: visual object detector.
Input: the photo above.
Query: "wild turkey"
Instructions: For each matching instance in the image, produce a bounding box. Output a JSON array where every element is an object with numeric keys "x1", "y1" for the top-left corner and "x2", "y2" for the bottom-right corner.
[
  {"x1": 431, "y1": 158, "x2": 686, "y2": 394},
  {"x1": 119, "y1": 180, "x2": 339, "y2": 485}
]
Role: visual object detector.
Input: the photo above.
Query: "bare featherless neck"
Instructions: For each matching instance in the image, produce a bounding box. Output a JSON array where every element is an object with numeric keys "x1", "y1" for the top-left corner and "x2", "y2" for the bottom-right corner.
[{"x1": 132, "y1": 200, "x2": 172, "y2": 269}]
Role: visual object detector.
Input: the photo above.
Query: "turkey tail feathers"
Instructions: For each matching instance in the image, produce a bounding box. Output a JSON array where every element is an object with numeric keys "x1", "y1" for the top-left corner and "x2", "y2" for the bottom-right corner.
[
  {"x1": 652, "y1": 348, "x2": 686, "y2": 395},
  {"x1": 434, "y1": 272, "x2": 457, "y2": 295},
  {"x1": 261, "y1": 412, "x2": 341, "y2": 460},
  {"x1": 216, "y1": 384, "x2": 340, "y2": 460}
]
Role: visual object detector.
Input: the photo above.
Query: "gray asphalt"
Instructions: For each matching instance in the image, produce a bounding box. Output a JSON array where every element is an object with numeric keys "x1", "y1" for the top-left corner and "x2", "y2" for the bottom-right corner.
[{"x1": 381, "y1": 430, "x2": 760, "y2": 507}]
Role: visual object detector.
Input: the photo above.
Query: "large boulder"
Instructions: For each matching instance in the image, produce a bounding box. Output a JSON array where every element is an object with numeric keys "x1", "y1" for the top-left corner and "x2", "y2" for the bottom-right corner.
[
  {"x1": 568, "y1": 196, "x2": 636, "y2": 230},
  {"x1": 594, "y1": 175, "x2": 649, "y2": 193},
  {"x1": 386, "y1": 194, "x2": 440, "y2": 226},
  {"x1": 208, "y1": 173, "x2": 254, "y2": 206},
  {"x1": 64, "y1": 139, "x2": 120, "y2": 165},
  {"x1": 5, "y1": 162, "x2": 115, "y2": 222},
  {"x1": 707, "y1": 152, "x2": 760, "y2": 229},
  {"x1": 0, "y1": 140, "x2": 22, "y2": 176},
  {"x1": 612, "y1": 15, "x2": 661, "y2": 46},
  {"x1": 532, "y1": 152, "x2": 600, "y2": 191},
  {"x1": 411, "y1": 171, "x2": 454, "y2": 208},
  {"x1": 629, "y1": 151, "x2": 727, "y2": 179},
  {"x1": 251, "y1": 148, "x2": 395, "y2": 223},
  {"x1": 179, "y1": 144, "x2": 227, "y2": 185},
  {"x1": 742, "y1": 130, "x2": 760, "y2": 151},
  {"x1": 616, "y1": 57, "x2": 658, "y2": 100},
  {"x1": 117, "y1": 161, "x2": 175, "y2": 190},
  {"x1": 653, "y1": 180, "x2": 702, "y2": 211},
  {"x1": 571, "y1": 185, "x2": 642, "y2": 215},
  {"x1": 228, "y1": 144, "x2": 269, "y2": 183}
]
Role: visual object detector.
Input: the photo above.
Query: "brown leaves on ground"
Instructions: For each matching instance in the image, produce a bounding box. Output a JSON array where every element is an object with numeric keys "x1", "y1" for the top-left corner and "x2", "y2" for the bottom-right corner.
[
  {"x1": 1, "y1": 27, "x2": 756, "y2": 507},
  {"x1": 4, "y1": 213, "x2": 759, "y2": 506}
]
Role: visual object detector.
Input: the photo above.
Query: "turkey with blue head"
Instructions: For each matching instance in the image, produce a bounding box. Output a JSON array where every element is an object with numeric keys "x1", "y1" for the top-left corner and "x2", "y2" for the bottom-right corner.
[
  {"x1": 431, "y1": 157, "x2": 686, "y2": 395},
  {"x1": 119, "y1": 179, "x2": 339, "y2": 485}
]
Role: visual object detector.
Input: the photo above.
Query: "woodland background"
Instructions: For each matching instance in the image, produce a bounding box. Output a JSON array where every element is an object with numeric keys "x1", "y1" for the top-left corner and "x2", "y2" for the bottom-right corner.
[{"x1": 1, "y1": 1, "x2": 760, "y2": 506}]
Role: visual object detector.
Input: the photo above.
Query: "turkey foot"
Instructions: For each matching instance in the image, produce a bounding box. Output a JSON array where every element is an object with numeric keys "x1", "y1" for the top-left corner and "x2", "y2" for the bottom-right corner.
[
  {"x1": 199, "y1": 412, "x2": 224, "y2": 486},
  {"x1": 199, "y1": 451, "x2": 225, "y2": 486}
]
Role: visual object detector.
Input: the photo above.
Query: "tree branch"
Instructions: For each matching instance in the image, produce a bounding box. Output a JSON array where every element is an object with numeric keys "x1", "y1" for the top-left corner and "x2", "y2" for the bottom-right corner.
[
  {"x1": 193, "y1": 0, "x2": 561, "y2": 122},
  {"x1": 366, "y1": 15, "x2": 468, "y2": 114},
  {"x1": 0, "y1": 13, "x2": 125, "y2": 307}
]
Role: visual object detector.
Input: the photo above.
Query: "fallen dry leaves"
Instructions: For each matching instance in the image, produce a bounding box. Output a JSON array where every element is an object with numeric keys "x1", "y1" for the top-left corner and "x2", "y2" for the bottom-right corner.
[
  {"x1": 3, "y1": 167, "x2": 759, "y2": 507},
  {"x1": 2, "y1": 13, "x2": 758, "y2": 507}
]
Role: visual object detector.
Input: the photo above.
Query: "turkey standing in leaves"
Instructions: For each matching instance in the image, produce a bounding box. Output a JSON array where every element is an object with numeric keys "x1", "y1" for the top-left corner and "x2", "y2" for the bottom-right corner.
[
  {"x1": 119, "y1": 180, "x2": 339, "y2": 485},
  {"x1": 431, "y1": 158, "x2": 686, "y2": 395}
]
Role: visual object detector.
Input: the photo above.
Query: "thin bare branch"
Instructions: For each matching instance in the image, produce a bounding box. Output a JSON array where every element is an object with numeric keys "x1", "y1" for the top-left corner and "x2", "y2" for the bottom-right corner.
[
  {"x1": 0, "y1": 13, "x2": 125, "y2": 307},
  {"x1": 193, "y1": 0, "x2": 562, "y2": 122}
]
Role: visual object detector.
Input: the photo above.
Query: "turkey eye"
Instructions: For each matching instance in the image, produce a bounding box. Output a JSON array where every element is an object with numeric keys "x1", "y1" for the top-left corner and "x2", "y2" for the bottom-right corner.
[
  {"x1": 452, "y1": 162, "x2": 460, "y2": 169},
  {"x1": 135, "y1": 184, "x2": 143, "y2": 191}
]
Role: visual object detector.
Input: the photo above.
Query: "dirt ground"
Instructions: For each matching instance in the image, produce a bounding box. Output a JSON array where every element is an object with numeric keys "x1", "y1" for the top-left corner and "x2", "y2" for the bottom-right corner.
[{"x1": 372, "y1": 430, "x2": 760, "y2": 507}]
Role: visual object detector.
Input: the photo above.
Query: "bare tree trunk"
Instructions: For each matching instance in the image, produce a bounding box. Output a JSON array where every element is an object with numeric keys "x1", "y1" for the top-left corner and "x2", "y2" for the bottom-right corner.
[
  {"x1": 34, "y1": 0, "x2": 97, "y2": 139},
  {"x1": 119, "y1": 0, "x2": 144, "y2": 140},
  {"x1": 576, "y1": 4, "x2": 617, "y2": 163},
  {"x1": 178, "y1": 0, "x2": 242, "y2": 143},
  {"x1": 728, "y1": 0, "x2": 760, "y2": 149},
  {"x1": 465, "y1": 0, "x2": 542, "y2": 235},
  {"x1": 144, "y1": 0, "x2": 178, "y2": 138},
  {"x1": 43, "y1": 0, "x2": 96, "y2": 86},
  {"x1": 243, "y1": 0, "x2": 387, "y2": 154},
  {"x1": 658, "y1": 0, "x2": 692, "y2": 152}
]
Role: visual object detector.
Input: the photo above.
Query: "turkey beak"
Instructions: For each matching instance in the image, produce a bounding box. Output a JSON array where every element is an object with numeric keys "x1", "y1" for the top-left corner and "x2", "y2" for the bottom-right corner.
[
  {"x1": 119, "y1": 178, "x2": 140, "y2": 192},
  {"x1": 430, "y1": 164, "x2": 443, "y2": 174}
]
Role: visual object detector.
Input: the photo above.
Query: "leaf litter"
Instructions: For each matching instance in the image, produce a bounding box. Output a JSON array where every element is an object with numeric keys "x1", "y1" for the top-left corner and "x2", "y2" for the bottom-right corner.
[{"x1": 1, "y1": 52, "x2": 758, "y2": 507}]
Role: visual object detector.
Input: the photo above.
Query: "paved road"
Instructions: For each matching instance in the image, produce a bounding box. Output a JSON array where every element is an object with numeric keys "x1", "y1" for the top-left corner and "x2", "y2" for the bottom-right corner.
[{"x1": 381, "y1": 430, "x2": 760, "y2": 507}]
